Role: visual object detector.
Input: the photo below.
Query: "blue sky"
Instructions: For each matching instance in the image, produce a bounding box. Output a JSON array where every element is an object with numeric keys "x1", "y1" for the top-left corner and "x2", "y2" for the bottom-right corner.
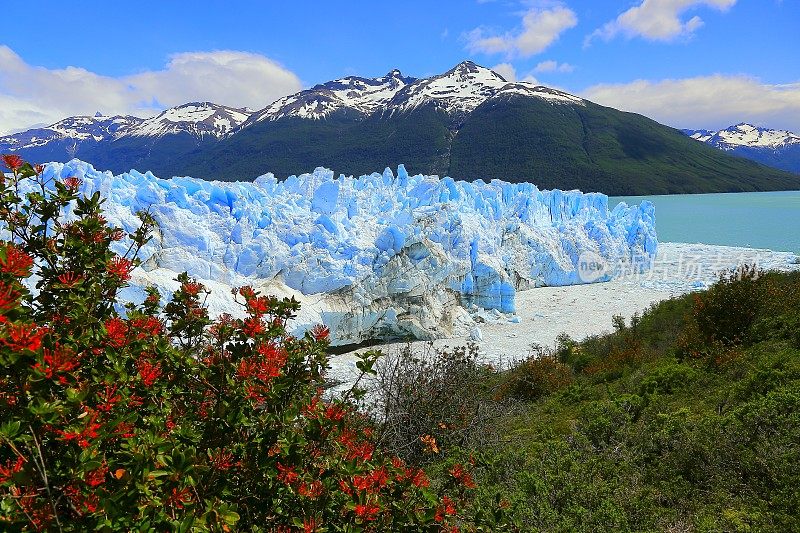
[{"x1": 1, "y1": 0, "x2": 798, "y2": 133}]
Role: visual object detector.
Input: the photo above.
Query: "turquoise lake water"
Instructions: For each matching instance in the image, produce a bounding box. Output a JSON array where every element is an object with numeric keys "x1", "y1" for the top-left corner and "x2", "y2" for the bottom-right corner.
[{"x1": 611, "y1": 190, "x2": 800, "y2": 253}]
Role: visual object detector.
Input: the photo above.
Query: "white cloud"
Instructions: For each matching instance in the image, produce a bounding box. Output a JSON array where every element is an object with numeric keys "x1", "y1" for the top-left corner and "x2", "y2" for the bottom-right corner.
[
  {"x1": 532, "y1": 60, "x2": 574, "y2": 73},
  {"x1": 466, "y1": 6, "x2": 577, "y2": 58},
  {"x1": 0, "y1": 46, "x2": 302, "y2": 134},
  {"x1": 582, "y1": 75, "x2": 800, "y2": 131},
  {"x1": 490, "y1": 63, "x2": 539, "y2": 84},
  {"x1": 491, "y1": 63, "x2": 518, "y2": 81},
  {"x1": 586, "y1": 0, "x2": 737, "y2": 44}
]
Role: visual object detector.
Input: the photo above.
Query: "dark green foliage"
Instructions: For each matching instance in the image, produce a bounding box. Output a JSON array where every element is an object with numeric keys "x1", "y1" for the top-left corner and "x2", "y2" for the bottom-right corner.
[
  {"x1": 188, "y1": 97, "x2": 800, "y2": 195},
  {"x1": 430, "y1": 269, "x2": 800, "y2": 531}
]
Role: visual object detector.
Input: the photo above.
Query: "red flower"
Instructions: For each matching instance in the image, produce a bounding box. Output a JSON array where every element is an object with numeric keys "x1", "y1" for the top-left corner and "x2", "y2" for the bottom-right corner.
[
  {"x1": 33, "y1": 346, "x2": 80, "y2": 383},
  {"x1": 1, "y1": 323, "x2": 46, "y2": 351},
  {"x1": 84, "y1": 463, "x2": 108, "y2": 487},
  {"x1": 345, "y1": 441, "x2": 374, "y2": 463},
  {"x1": 58, "y1": 411, "x2": 102, "y2": 449},
  {"x1": 354, "y1": 503, "x2": 380, "y2": 521},
  {"x1": 96, "y1": 384, "x2": 121, "y2": 412},
  {"x1": 352, "y1": 474, "x2": 371, "y2": 492},
  {"x1": 210, "y1": 449, "x2": 238, "y2": 471},
  {"x1": 238, "y1": 286, "x2": 256, "y2": 300},
  {"x1": 2, "y1": 154, "x2": 23, "y2": 170},
  {"x1": 33, "y1": 164, "x2": 45, "y2": 175},
  {"x1": 369, "y1": 466, "x2": 390, "y2": 489},
  {"x1": 57, "y1": 271, "x2": 83, "y2": 287},
  {"x1": 104, "y1": 317, "x2": 128, "y2": 348},
  {"x1": 303, "y1": 518, "x2": 320, "y2": 533},
  {"x1": 63, "y1": 176, "x2": 82, "y2": 190},
  {"x1": 166, "y1": 487, "x2": 192, "y2": 509},
  {"x1": 242, "y1": 317, "x2": 265, "y2": 337},
  {"x1": 435, "y1": 496, "x2": 457, "y2": 522},
  {"x1": 109, "y1": 228, "x2": 125, "y2": 241},
  {"x1": 246, "y1": 295, "x2": 271, "y2": 315},
  {"x1": 130, "y1": 316, "x2": 162, "y2": 338},
  {"x1": 107, "y1": 257, "x2": 133, "y2": 281},
  {"x1": 338, "y1": 479, "x2": 352, "y2": 495},
  {"x1": 114, "y1": 422, "x2": 136, "y2": 439},
  {"x1": 449, "y1": 463, "x2": 476, "y2": 489},
  {"x1": 0, "y1": 282, "x2": 21, "y2": 320},
  {"x1": 297, "y1": 480, "x2": 323, "y2": 499},
  {"x1": 0, "y1": 456, "x2": 24, "y2": 483},
  {"x1": 277, "y1": 463, "x2": 299, "y2": 486},
  {"x1": 0, "y1": 245, "x2": 33, "y2": 277},
  {"x1": 63, "y1": 484, "x2": 100, "y2": 515},
  {"x1": 311, "y1": 324, "x2": 330, "y2": 342},
  {"x1": 137, "y1": 358, "x2": 161, "y2": 387},
  {"x1": 324, "y1": 403, "x2": 345, "y2": 422},
  {"x1": 183, "y1": 281, "x2": 204, "y2": 296}
]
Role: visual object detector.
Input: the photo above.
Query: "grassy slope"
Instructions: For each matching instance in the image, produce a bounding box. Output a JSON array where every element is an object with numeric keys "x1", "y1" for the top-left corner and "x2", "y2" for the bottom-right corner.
[{"x1": 471, "y1": 271, "x2": 800, "y2": 531}]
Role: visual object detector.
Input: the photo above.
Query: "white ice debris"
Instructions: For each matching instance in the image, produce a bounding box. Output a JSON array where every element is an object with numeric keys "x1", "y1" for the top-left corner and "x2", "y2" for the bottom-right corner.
[{"x1": 35, "y1": 160, "x2": 657, "y2": 345}]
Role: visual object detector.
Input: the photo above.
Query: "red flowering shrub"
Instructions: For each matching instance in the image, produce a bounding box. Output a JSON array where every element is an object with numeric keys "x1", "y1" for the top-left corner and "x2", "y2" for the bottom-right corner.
[{"x1": 0, "y1": 159, "x2": 511, "y2": 531}]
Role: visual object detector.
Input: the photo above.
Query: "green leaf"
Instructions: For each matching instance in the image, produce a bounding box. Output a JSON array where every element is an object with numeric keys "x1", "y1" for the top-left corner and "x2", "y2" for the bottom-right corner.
[{"x1": 0, "y1": 420, "x2": 21, "y2": 438}]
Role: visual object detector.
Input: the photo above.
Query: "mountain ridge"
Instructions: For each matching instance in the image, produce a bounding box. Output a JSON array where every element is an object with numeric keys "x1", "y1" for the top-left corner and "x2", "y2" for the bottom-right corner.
[
  {"x1": 683, "y1": 123, "x2": 800, "y2": 173},
  {"x1": 2, "y1": 61, "x2": 799, "y2": 195}
]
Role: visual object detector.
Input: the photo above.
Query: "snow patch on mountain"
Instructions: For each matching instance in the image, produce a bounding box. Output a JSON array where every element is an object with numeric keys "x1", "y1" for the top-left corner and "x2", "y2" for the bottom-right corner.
[
  {"x1": 126, "y1": 102, "x2": 251, "y2": 139},
  {"x1": 686, "y1": 123, "x2": 800, "y2": 150},
  {"x1": 0, "y1": 115, "x2": 142, "y2": 150},
  {"x1": 35, "y1": 160, "x2": 657, "y2": 345},
  {"x1": 249, "y1": 70, "x2": 415, "y2": 122},
  {"x1": 248, "y1": 61, "x2": 584, "y2": 124}
]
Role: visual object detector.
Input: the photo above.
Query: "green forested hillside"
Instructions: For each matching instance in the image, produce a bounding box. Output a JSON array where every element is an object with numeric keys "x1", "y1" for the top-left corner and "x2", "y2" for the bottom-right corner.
[
  {"x1": 178, "y1": 96, "x2": 800, "y2": 196},
  {"x1": 451, "y1": 96, "x2": 800, "y2": 194},
  {"x1": 400, "y1": 269, "x2": 800, "y2": 531}
]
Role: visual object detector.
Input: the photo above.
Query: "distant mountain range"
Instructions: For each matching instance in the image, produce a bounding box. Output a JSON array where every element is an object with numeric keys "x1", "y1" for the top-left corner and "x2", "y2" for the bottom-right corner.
[
  {"x1": 683, "y1": 123, "x2": 800, "y2": 174},
  {"x1": 2, "y1": 61, "x2": 799, "y2": 196}
]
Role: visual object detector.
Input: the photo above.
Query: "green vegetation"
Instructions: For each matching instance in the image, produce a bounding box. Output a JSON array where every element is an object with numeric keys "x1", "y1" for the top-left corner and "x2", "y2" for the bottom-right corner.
[
  {"x1": 436, "y1": 268, "x2": 800, "y2": 531},
  {"x1": 180, "y1": 97, "x2": 800, "y2": 196}
]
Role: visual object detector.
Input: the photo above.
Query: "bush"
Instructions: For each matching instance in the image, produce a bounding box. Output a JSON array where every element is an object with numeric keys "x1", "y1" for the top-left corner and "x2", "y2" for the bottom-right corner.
[
  {"x1": 367, "y1": 343, "x2": 515, "y2": 467},
  {"x1": 692, "y1": 266, "x2": 765, "y2": 346},
  {"x1": 638, "y1": 362, "x2": 697, "y2": 395},
  {"x1": 497, "y1": 344, "x2": 573, "y2": 402},
  {"x1": 0, "y1": 158, "x2": 509, "y2": 531}
]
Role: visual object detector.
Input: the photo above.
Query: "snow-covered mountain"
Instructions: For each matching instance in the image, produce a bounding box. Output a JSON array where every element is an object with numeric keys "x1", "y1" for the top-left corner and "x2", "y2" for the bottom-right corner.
[
  {"x1": 246, "y1": 69, "x2": 415, "y2": 122},
  {"x1": 245, "y1": 61, "x2": 583, "y2": 125},
  {"x1": 127, "y1": 102, "x2": 251, "y2": 139},
  {"x1": 4, "y1": 62, "x2": 798, "y2": 193},
  {"x1": 684, "y1": 123, "x2": 800, "y2": 173},
  {"x1": 686, "y1": 123, "x2": 800, "y2": 150},
  {"x1": 384, "y1": 61, "x2": 582, "y2": 118},
  {"x1": 0, "y1": 113, "x2": 142, "y2": 152},
  {"x1": 0, "y1": 103, "x2": 251, "y2": 157}
]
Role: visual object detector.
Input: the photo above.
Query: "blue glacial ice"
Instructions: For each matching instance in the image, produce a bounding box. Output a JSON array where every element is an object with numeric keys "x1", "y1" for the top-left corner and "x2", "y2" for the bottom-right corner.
[{"x1": 36, "y1": 160, "x2": 657, "y2": 344}]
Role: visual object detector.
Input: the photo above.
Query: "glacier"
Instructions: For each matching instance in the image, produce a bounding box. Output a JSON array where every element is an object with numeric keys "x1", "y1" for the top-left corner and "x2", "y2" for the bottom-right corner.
[{"x1": 33, "y1": 160, "x2": 657, "y2": 345}]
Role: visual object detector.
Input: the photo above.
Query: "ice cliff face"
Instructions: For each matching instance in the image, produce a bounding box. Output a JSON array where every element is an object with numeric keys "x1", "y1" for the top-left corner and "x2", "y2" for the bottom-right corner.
[{"x1": 36, "y1": 160, "x2": 657, "y2": 345}]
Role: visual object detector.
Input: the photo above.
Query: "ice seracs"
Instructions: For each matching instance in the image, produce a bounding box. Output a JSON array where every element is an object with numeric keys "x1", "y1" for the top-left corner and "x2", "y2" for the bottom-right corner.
[{"x1": 36, "y1": 160, "x2": 657, "y2": 346}]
